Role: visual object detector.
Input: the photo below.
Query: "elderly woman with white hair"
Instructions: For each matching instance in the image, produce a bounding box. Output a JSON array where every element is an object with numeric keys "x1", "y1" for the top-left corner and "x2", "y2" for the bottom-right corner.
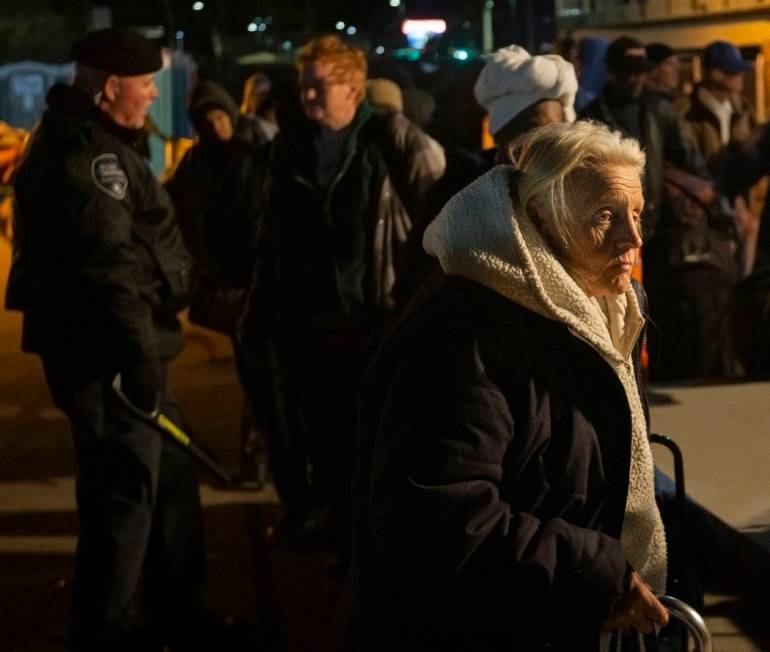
[{"x1": 348, "y1": 120, "x2": 669, "y2": 651}]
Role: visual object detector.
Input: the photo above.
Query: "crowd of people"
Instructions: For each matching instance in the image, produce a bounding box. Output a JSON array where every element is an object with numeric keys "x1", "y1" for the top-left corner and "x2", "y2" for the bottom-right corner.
[{"x1": 5, "y1": 23, "x2": 770, "y2": 651}]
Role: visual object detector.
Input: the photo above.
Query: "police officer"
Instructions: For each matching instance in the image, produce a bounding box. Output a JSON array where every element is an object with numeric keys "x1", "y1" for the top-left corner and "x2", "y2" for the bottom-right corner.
[{"x1": 6, "y1": 28, "x2": 209, "y2": 651}]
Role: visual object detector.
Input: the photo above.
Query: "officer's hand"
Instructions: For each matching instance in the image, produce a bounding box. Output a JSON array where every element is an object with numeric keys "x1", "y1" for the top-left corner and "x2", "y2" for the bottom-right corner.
[
  {"x1": 121, "y1": 361, "x2": 162, "y2": 414},
  {"x1": 601, "y1": 570, "x2": 669, "y2": 635}
]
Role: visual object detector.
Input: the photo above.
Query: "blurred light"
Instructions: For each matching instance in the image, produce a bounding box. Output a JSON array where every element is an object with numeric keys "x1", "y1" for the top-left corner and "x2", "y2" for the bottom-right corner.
[
  {"x1": 335, "y1": 21, "x2": 345, "y2": 30},
  {"x1": 282, "y1": 40, "x2": 293, "y2": 50},
  {"x1": 265, "y1": 16, "x2": 273, "y2": 24},
  {"x1": 257, "y1": 23, "x2": 267, "y2": 32},
  {"x1": 375, "y1": 45, "x2": 385, "y2": 55},
  {"x1": 192, "y1": 1, "x2": 204, "y2": 10},
  {"x1": 462, "y1": 20, "x2": 471, "y2": 28},
  {"x1": 175, "y1": 30, "x2": 185, "y2": 40},
  {"x1": 485, "y1": 0, "x2": 494, "y2": 7},
  {"x1": 346, "y1": 25, "x2": 357, "y2": 35},
  {"x1": 401, "y1": 19, "x2": 447, "y2": 49},
  {"x1": 452, "y1": 49, "x2": 469, "y2": 61},
  {"x1": 247, "y1": 22, "x2": 258, "y2": 32},
  {"x1": 389, "y1": 0, "x2": 401, "y2": 6}
]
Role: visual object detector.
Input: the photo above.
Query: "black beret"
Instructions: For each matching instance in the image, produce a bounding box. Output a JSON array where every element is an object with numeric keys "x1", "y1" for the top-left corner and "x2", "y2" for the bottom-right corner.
[{"x1": 71, "y1": 28, "x2": 162, "y2": 76}]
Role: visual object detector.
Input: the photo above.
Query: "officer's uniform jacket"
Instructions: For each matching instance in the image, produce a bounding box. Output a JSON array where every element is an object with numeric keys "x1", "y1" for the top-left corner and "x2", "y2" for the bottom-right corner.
[{"x1": 6, "y1": 83, "x2": 190, "y2": 377}]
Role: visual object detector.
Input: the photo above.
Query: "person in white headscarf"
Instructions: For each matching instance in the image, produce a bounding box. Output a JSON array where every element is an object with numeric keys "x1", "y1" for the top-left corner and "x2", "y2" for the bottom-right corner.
[
  {"x1": 474, "y1": 44, "x2": 578, "y2": 155},
  {"x1": 428, "y1": 44, "x2": 578, "y2": 219},
  {"x1": 349, "y1": 120, "x2": 669, "y2": 651}
]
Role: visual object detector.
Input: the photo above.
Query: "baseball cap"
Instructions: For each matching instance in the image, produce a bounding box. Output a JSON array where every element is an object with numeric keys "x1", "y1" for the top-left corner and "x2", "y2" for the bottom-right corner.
[{"x1": 703, "y1": 41, "x2": 750, "y2": 74}]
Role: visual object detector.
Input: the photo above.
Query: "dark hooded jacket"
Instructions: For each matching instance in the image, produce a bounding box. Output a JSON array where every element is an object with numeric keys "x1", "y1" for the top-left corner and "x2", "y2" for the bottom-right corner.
[
  {"x1": 350, "y1": 167, "x2": 664, "y2": 651},
  {"x1": 6, "y1": 83, "x2": 190, "y2": 379}
]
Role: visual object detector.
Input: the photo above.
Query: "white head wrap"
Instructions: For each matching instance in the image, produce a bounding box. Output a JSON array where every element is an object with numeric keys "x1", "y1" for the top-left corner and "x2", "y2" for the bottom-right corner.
[{"x1": 474, "y1": 45, "x2": 578, "y2": 135}]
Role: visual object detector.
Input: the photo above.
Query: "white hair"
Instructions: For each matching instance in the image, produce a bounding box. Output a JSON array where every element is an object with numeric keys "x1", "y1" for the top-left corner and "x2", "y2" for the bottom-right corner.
[{"x1": 508, "y1": 120, "x2": 646, "y2": 250}]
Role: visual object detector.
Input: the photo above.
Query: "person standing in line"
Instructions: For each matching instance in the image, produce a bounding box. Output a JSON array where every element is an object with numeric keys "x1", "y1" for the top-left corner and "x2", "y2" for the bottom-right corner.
[
  {"x1": 6, "y1": 28, "x2": 235, "y2": 651},
  {"x1": 240, "y1": 35, "x2": 445, "y2": 555}
]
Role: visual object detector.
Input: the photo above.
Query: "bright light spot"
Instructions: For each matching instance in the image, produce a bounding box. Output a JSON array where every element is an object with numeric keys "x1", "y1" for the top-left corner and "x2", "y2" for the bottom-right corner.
[
  {"x1": 346, "y1": 25, "x2": 357, "y2": 35},
  {"x1": 389, "y1": 0, "x2": 401, "y2": 6},
  {"x1": 335, "y1": 21, "x2": 345, "y2": 30},
  {"x1": 257, "y1": 23, "x2": 267, "y2": 32},
  {"x1": 453, "y1": 49, "x2": 469, "y2": 61},
  {"x1": 375, "y1": 45, "x2": 385, "y2": 55},
  {"x1": 282, "y1": 40, "x2": 293, "y2": 50},
  {"x1": 247, "y1": 22, "x2": 257, "y2": 32},
  {"x1": 175, "y1": 30, "x2": 185, "y2": 40},
  {"x1": 485, "y1": 0, "x2": 494, "y2": 7},
  {"x1": 192, "y1": 1, "x2": 204, "y2": 10},
  {"x1": 401, "y1": 19, "x2": 447, "y2": 49}
]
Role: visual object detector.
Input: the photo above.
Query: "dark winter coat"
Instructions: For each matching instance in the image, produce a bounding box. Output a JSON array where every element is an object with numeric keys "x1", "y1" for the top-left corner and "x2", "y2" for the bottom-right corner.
[
  {"x1": 350, "y1": 272, "x2": 635, "y2": 651},
  {"x1": 245, "y1": 103, "x2": 445, "y2": 336},
  {"x1": 6, "y1": 83, "x2": 190, "y2": 378}
]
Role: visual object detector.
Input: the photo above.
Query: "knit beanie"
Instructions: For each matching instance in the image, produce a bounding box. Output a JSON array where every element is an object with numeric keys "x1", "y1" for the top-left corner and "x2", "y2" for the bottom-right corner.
[{"x1": 474, "y1": 45, "x2": 577, "y2": 136}]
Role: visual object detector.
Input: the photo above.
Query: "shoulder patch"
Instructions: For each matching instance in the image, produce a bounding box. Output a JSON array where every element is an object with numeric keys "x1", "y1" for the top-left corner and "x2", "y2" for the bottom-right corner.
[{"x1": 91, "y1": 153, "x2": 128, "y2": 200}]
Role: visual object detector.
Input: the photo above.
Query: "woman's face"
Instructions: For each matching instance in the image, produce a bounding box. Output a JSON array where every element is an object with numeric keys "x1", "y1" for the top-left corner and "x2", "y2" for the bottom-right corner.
[{"x1": 539, "y1": 164, "x2": 644, "y2": 297}]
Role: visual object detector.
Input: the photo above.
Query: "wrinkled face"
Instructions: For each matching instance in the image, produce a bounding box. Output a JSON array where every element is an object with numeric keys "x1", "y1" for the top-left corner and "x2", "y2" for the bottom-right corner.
[
  {"x1": 299, "y1": 61, "x2": 359, "y2": 130},
  {"x1": 200, "y1": 108, "x2": 234, "y2": 143},
  {"x1": 537, "y1": 164, "x2": 644, "y2": 297},
  {"x1": 106, "y1": 73, "x2": 159, "y2": 129},
  {"x1": 652, "y1": 55, "x2": 681, "y2": 93}
]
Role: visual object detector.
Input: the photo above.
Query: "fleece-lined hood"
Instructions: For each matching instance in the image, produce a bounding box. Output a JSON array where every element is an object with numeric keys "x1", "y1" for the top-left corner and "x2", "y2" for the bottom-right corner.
[{"x1": 424, "y1": 165, "x2": 667, "y2": 594}]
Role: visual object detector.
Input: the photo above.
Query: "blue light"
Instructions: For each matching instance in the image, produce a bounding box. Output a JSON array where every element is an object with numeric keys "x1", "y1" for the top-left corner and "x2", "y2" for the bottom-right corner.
[
  {"x1": 346, "y1": 25, "x2": 357, "y2": 35},
  {"x1": 175, "y1": 30, "x2": 185, "y2": 40},
  {"x1": 453, "y1": 49, "x2": 469, "y2": 61},
  {"x1": 247, "y1": 22, "x2": 257, "y2": 32}
]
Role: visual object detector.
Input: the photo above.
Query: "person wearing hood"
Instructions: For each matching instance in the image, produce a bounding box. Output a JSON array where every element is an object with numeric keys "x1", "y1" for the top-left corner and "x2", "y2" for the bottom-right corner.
[
  {"x1": 349, "y1": 121, "x2": 669, "y2": 650},
  {"x1": 165, "y1": 79, "x2": 272, "y2": 489},
  {"x1": 428, "y1": 44, "x2": 577, "y2": 219}
]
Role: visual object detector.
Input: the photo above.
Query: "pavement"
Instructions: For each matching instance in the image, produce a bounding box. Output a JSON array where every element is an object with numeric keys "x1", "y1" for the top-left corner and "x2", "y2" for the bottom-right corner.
[{"x1": 1, "y1": 235, "x2": 769, "y2": 651}]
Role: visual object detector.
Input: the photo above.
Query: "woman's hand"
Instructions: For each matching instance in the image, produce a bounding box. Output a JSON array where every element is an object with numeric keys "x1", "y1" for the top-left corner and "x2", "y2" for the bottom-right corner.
[{"x1": 601, "y1": 570, "x2": 669, "y2": 634}]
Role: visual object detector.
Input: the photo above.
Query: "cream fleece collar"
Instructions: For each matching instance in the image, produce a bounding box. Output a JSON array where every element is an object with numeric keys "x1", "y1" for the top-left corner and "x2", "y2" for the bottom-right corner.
[
  {"x1": 424, "y1": 165, "x2": 666, "y2": 593},
  {"x1": 423, "y1": 165, "x2": 644, "y2": 361}
]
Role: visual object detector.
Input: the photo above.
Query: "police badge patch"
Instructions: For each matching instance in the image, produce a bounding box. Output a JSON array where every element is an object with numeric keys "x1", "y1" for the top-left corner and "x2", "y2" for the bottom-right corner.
[{"x1": 91, "y1": 153, "x2": 128, "y2": 200}]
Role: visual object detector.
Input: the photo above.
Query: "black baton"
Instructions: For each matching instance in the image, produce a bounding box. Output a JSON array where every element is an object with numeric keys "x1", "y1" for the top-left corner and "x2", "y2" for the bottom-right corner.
[{"x1": 112, "y1": 375, "x2": 232, "y2": 485}]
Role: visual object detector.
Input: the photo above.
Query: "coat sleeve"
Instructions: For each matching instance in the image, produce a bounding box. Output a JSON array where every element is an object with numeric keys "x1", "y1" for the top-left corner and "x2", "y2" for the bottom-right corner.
[
  {"x1": 65, "y1": 150, "x2": 160, "y2": 374},
  {"x1": 367, "y1": 332, "x2": 628, "y2": 631}
]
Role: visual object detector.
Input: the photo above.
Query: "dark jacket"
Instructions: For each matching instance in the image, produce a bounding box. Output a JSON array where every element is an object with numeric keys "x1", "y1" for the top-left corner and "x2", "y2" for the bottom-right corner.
[
  {"x1": 350, "y1": 272, "x2": 638, "y2": 651},
  {"x1": 580, "y1": 88, "x2": 705, "y2": 236},
  {"x1": 675, "y1": 83, "x2": 757, "y2": 187},
  {"x1": 246, "y1": 103, "x2": 445, "y2": 336},
  {"x1": 6, "y1": 83, "x2": 190, "y2": 377}
]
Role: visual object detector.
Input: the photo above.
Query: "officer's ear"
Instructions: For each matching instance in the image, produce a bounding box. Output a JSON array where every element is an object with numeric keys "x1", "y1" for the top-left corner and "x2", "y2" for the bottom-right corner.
[{"x1": 102, "y1": 75, "x2": 122, "y2": 104}]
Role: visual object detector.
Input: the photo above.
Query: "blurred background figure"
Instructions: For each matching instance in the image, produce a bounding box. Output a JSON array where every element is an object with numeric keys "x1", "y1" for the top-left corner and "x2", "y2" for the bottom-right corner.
[
  {"x1": 645, "y1": 42, "x2": 682, "y2": 104},
  {"x1": 428, "y1": 44, "x2": 576, "y2": 219},
  {"x1": 574, "y1": 36, "x2": 608, "y2": 111},
  {"x1": 166, "y1": 79, "x2": 272, "y2": 490},
  {"x1": 240, "y1": 71, "x2": 279, "y2": 145},
  {"x1": 240, "y1": 35, "x2": 445, "y2": 558}
]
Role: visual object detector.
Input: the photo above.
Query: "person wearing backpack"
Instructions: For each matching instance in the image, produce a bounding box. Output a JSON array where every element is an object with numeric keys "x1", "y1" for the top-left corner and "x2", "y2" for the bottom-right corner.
[{"x1": 239, "y1": 35, "x2": 445, "y2": 556}]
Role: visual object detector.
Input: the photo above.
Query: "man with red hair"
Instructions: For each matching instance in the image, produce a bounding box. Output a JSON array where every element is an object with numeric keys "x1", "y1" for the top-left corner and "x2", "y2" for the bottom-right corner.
[{"x1": 241, "y1": 35, "x2": 445, "y2": 553}]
